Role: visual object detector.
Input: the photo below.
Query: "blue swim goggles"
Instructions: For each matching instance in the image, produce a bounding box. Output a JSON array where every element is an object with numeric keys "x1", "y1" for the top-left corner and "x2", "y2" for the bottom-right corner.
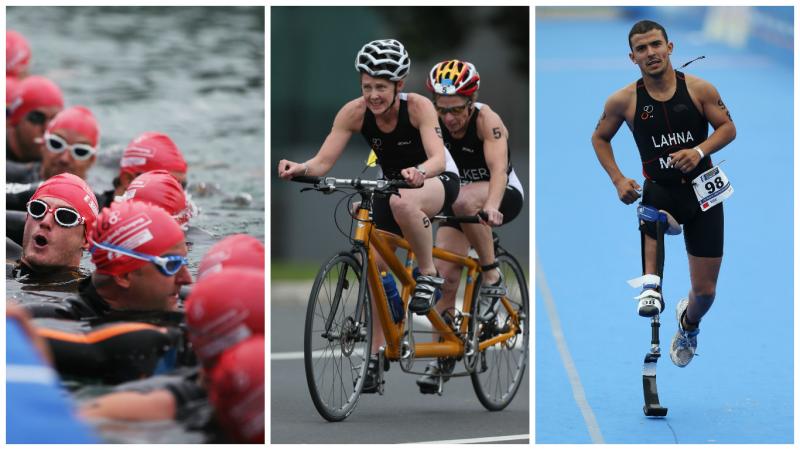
[{"x1": 90, "y1": 241, "x2": 189, "y2": 276}]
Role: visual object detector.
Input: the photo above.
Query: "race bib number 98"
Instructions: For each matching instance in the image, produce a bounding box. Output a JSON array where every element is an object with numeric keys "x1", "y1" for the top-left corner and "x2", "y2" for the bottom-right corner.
[{"x1": 691, "y1": 165, "x2": 733, "y2": 212}]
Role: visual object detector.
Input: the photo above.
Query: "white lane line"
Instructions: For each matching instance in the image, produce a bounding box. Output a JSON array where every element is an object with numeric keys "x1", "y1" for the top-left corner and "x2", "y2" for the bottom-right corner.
[
  {"x1": 272, "y1": 351, "x2": 304, "y2": 360},
  {"x1": 409, "y1": 434, "x2": 529, "y2": 444},
  {"x1": 272, "y1": 349, "x2": 369, "y2": 360},
  {"x1": 537, "y1": 254, "x2": 605, "y2": 443}
]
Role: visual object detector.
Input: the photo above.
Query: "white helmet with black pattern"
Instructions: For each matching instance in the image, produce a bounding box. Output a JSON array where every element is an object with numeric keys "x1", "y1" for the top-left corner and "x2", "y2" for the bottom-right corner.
[{"x1": 354, "y1": 39, "x2": 410, "y2": 81}]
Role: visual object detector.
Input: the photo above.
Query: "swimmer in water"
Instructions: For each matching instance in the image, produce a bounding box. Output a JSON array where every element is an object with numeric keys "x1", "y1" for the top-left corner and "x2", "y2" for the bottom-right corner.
[
  {"x1": 115, "y1": 170, "x2": 197, "y2": 229},
  {"x1": 6, "y1": 75, "x2": 64, "y2": 163},
  {"x1": 8, "y1": 106, "x2": 101, "y2": 184},
  {"x1": 10, "y1": 173, "x2": 99, "y2": 282},
  {"x1": 97, "y1": 131, "x2": 188, "y2": 208}
]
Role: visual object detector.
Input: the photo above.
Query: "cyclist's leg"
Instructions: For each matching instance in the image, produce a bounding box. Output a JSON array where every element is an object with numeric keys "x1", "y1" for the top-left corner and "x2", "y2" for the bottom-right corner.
[
  {"x1": 434, "y1": 224, "x2": 470, "y2": 314},
  {"x1": 450, "y1": 182, "x2": 499, "y2": 284},
  {"x1": 389, "y1": 177, "x2": 445, "y2": 276}
]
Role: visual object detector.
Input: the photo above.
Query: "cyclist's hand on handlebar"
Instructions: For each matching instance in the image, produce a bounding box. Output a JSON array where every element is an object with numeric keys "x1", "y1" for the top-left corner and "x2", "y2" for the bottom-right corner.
[
  {"x1": 400, "y1": 166, "x2": 425, "y2": 188},
  {"x1": 481, "y1": 208, "x2": 504, "y2": 227},
  {"x1": 278, "y1": 159, "x2": 306, "y2": 180}
]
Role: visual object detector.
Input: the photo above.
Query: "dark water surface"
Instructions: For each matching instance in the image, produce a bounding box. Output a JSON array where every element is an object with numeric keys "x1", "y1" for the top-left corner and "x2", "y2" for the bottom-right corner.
[{"x1": 7, "y1": 6, "x2": 264, "y2": 443}]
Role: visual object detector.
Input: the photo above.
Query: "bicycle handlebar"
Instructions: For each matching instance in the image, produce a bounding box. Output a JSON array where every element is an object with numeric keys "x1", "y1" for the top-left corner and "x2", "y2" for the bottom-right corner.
[
  {"x1": 291, "y1": 176, "x2": 414, "y2": 191},
  {"x1": 432, "y1": 211, "x2": 489, "y2": 224}
]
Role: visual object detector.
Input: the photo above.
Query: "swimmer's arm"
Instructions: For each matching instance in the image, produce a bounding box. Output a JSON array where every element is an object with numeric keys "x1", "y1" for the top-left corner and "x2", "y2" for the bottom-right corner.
[
  {"x1": 78, "y1": 390, "x2": 176, "y2": 421},
  {"x1": 696, "y1": 81, "x2": 736, "y2": 155},
  {"x1": 408, "y1": 94, "x2": 445, "y2": 177},
  {"x1": 477, "y1": 106, "x2": 509, "y2": 212},
  {"x1": 591, "y1": 90, "x2": 630, "y2": 185}
]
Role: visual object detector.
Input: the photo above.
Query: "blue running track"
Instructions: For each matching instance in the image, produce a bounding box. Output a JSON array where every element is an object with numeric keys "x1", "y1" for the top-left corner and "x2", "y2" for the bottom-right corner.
[{"x1": 535, "y1": 9, "x2": 793, "y2": 444}]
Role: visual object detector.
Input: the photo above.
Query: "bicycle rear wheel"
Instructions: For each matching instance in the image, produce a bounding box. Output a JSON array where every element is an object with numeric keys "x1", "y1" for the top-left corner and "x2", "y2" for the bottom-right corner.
[
  {"x1": 304, "y1": 252, "x2": 372, "y2": 422},
  {"x1": 470, "y1": 250, "x2": 529, "y2": 411}
]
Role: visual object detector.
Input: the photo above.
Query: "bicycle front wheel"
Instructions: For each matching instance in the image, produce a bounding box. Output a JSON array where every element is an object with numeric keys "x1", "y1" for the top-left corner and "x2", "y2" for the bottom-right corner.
[
  {"x1": 470, "y1": 250, "x2": 529, "y2": 411},
  {"x1": 304, "y1": 252, "x2": 372, "y2": 422}
]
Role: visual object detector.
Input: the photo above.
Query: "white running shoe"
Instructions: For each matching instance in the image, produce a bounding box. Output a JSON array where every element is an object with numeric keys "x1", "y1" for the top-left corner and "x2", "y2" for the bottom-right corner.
[
  {"x1": 635, "y1": 288, "x2": 664, "y2": 317},
  {"x1": 670, "y1": 298, "x2": 699, "y2": 367}
]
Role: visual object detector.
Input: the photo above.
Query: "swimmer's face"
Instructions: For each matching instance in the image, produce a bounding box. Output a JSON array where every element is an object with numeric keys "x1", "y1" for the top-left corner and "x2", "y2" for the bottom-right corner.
[
  {"x1": 14, "y1": 106, "x2": 62, "y2": 162},
  {"x1": 629, "y1": 29, "x2": 673, "y2": 77},
  {"x1": 40, "y1": 128, "x2": 97, "y2": 181},
  {"x1": 126, "y1": 240, "x2": 192, "y2": 312},
  {"x1": 361, "y1": 73, "x2": 402, "y2": 115},
  {"x1": 21, "y1": 196, "x2": 85, "y2": 271},
  {"x1": 434, "y1": 95, "x2": 472, "y2": 136}
]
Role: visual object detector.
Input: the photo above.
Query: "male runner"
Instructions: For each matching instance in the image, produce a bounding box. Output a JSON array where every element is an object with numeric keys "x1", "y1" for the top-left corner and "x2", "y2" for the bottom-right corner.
[{"x1": 591, "y1": 20, "x2": 736, "y2": 367}]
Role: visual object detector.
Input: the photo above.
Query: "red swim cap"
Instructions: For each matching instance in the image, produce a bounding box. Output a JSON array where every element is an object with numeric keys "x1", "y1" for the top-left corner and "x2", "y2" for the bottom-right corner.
[
  {"x1": 120, "y1": 132, "x2": 187, "y2": 176},
  {"x1": 30, "y1": 173, "x2": 99, "y2": 240},
  {"x1": 207, "y1": 336, "x2": 265, "y2": 444},
  {"x1": 90, "y1": 201, "x2": 184, "y2": 275},
  {"x1": 47, "y1": 106, "x2": 100, "y2": 148},
  {"x1": 6, "y1": 76, "x2": 21, "y2": 108},
  {"x1": 6, "y1": 76, "x2": 64, "y2": 125},
  {"x1": 7, "y1": 75, "x2": 64, "y2": 126},
  {"x1": 120, "y1": 170, "x2": 191, "y2": 226},
  {"x1": 6, "y1": 30, "x2": 31, "y2": 77},
  {"x1": 197, "y1": 234, "x2": 265, "y2": 279},
  {"x1": 185, "y1": 268, "x2": 264, "y2": 365}
]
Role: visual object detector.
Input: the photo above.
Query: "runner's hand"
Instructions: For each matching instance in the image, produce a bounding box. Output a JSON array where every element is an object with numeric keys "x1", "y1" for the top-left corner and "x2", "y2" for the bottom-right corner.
[
  {"x1": 278, "y1": 160, "x2": 306, "y2": 180},
  {"x1": 481, "y1": 207, "x2": 504, "y2": 227},
  {"x1": 400, "y1": 166, "x2": 425, "y2": 188},
  {"x1": 669, "y1": 148, "x2": 701, "y2": 174},
  {"x1": 614, "y1": 177, "x2": 641, "y2": 205}
]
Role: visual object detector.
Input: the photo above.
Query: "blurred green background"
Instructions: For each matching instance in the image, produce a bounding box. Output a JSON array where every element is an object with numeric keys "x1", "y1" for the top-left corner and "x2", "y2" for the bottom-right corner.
[{"x1": 271, "y1": 6, "x2": 530, "y2": 279}]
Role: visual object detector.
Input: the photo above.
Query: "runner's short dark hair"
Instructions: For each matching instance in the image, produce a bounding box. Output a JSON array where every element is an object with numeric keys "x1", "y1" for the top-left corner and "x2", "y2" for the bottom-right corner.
[{"x1": 628, "y1": 20, "x2": 669, "y2": 49}]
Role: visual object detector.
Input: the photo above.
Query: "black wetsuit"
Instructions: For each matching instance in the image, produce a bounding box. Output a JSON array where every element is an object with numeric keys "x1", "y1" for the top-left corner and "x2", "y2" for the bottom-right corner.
[
  {"x1": 439, "y1": 104, "x2": 524, "y2": 228},
  {"x1": 24, "y1": 276, "x2": 187, "y2": 325},
  {"x1": 8, "y1": 261, "x2": 84, "y2": 287},
  {"x1": 360, "y1": 94, "x2": 459, "y2": 235},
  {"x1": 22, "y1": 277, "x2": 194, "y2": 383},
  {"x1": 633, "y1": 70, "x2": 723, "y2": 257},
  {"x1": 7, "y1": 161, "x2": 41, "y2": 184}
]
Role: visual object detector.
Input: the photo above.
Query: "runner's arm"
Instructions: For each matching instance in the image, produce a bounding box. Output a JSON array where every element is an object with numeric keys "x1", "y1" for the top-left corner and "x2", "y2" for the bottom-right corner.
[
  {"x1": 696, "y1": 81, "x2": 736, "y2": 155},
  {"x1": 591, "y1": 90, "x2": 641, "y2": 204},
  {"x1": 670, "y1": 80, "x2": 736, "y2": 173}
]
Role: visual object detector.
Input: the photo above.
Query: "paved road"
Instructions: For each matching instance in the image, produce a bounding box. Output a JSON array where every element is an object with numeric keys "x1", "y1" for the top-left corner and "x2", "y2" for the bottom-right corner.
[{"x1": 270, "y1": 282, "x2": 530, "y2": 444}]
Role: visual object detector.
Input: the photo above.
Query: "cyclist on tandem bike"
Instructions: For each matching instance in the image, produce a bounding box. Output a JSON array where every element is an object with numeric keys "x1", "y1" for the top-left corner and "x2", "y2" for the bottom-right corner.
[{"x1": 419, "y1": 59, "x2": 526, "y2": 393}]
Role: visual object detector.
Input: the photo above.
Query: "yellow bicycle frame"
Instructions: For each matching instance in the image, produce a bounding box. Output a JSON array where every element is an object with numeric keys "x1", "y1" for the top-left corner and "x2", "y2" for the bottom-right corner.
[{"x1": 352, "y1": 206, "x2": 520, "y2": 361}]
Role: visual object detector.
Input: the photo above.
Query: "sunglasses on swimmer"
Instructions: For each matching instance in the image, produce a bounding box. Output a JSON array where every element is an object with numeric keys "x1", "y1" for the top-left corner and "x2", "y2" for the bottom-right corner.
[
  {"x1": 89, "y1": 240, "x2": 189, "y2": 276},
  {"x1": 434, "y1": 101, "x2": 472, "y2": 115},
  {"x1": 44, "y1": 132, "x2": 97, "y2": 161},
  {"x1": 26, "y1": 199, "x2": 85, "y2": 228}
]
